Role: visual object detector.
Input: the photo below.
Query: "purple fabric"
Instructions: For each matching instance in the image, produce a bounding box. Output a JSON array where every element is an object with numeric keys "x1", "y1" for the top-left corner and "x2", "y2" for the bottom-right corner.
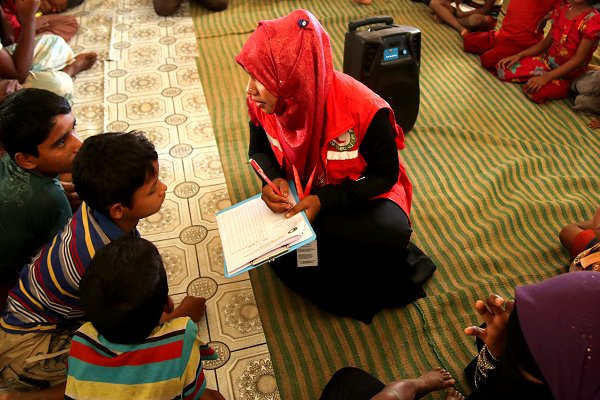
[{"x1": 516, "y1": 271, "x2": 600, "y2": 400}]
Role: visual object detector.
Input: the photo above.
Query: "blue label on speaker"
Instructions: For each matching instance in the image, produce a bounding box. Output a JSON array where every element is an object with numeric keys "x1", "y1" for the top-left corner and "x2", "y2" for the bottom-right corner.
[{"x1": 383, "y1": 47, "x2": 399, "y2": 62}]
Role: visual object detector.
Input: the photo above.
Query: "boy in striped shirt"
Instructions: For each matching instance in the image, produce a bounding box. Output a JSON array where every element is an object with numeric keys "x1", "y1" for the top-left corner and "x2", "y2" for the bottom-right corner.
[
  {"x1": 0, "y1": 132, "x2": 207, "y2": 399},
  {"x1": 65, "y1": 236, "x2": 224, "y2": 400}
]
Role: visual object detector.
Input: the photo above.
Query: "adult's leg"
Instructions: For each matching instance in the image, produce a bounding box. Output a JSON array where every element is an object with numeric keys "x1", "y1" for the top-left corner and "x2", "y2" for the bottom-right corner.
[
  {"x1": 371, "y1": 368, "x2": 456, "y2": 400},
  {"x1": 319, "y1": 367, "x2": 384, "y2": 400},
  {"x1": 271, "y1": 199, "x2": 430, "y2": 322}
]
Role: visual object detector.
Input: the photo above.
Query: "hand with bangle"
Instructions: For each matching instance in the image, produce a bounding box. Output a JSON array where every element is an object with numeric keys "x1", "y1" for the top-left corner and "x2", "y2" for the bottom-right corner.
[{"x1": 464, "y1": 294, "x2": 515, "y2": 360}]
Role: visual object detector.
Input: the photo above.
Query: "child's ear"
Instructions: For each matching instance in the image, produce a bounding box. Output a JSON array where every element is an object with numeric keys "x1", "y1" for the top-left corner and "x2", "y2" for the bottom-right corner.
[
  {"x1": 14, "y1": 152, "x2": 38, "y2": 171},
  {"x1": 108, "y1": 203, "x2": 124, "y2": 220}
]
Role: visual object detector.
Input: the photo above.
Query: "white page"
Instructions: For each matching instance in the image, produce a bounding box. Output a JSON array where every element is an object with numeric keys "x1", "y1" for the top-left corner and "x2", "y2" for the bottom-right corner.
[{"x1": 217, "y1": 193, "x2": 306, "y2": 275}]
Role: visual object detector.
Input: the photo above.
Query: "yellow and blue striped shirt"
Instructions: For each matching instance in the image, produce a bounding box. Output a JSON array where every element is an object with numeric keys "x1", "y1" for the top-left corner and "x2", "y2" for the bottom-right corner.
[{"x1": 1, "y1": 202, "x2": 137, "y2": 333}]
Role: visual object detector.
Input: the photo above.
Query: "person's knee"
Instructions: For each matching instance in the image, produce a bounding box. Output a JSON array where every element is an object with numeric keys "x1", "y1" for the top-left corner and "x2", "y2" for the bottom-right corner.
[
  {"x1": 467, "y1": 14, "x2": 495, "y2": 31},
  {"x1": 480, "y1": 52, "x2": 499, "y2": 70},
  {"x1": 429, "y1": 0, "x2": 443, "y2": 11},
  {"x1": 559, "y1": 223, "x2": 578, "y2": 247}
]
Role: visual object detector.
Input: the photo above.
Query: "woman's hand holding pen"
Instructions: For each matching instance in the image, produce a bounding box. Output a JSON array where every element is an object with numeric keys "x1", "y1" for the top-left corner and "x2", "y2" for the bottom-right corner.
[
  {"x1": 285, "y1": 194, "x2": 320, "y2": 223},
  {"x1": 261, "y1": 177, "x2": 291, "y2": 213}
]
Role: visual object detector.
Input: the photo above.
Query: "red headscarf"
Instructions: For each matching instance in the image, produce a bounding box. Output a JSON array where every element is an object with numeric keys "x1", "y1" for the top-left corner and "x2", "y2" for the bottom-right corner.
[{"x1": 235, "y1": 9, "x2": 333, "y2": 186}]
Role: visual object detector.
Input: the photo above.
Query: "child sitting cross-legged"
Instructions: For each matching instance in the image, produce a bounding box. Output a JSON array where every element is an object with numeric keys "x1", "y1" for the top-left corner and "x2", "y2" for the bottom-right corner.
[
  {"x1": 496, "y1": 0, "x2": 600, "y2": 104},
  {"x1": 65, "y1": 236, "x2": 225, "y2": 400}
]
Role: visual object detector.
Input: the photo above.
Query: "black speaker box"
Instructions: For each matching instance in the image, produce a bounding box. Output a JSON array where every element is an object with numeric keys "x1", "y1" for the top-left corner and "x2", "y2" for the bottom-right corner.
[{"x1": 343, "y1": 16, "x2": 421, "y2": 133}]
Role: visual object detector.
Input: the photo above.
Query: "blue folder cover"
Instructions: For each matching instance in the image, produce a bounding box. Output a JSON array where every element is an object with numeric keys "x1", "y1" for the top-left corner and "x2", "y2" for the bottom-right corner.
[{"x1": 217, "y1": 182, "x2": 316, "y2": 278}]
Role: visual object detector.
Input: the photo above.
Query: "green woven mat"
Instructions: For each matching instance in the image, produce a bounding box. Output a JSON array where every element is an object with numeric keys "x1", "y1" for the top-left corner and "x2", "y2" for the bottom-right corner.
[{"x1": 192, "y1": 1, "x2": 600, "y2": 399}]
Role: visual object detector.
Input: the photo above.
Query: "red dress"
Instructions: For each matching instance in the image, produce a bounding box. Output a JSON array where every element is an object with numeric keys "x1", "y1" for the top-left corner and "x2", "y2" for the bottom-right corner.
[
  {"x1": 463, "y1": 0, "x2": 561, "y2": 70},
  {"x1": 497, "y1": 4, "x2": 600, "y2": 103}
]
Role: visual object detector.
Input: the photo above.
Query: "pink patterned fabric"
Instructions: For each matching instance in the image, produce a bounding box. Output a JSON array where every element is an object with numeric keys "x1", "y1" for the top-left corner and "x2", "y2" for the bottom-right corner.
[{"x1": 235, "y1": 9, "x2": 333, "y2": 185}]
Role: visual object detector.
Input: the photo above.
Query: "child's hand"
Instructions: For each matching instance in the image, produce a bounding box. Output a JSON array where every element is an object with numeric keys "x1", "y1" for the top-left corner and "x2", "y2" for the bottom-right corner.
[
  {"x1": 497, "y1": 55, "x2": 520, "y2": 69},
  {"x1": 524, "y1": 75, "x2": 551, "y2": 94},
  {"x1": 177, "y1": 296, "x2": 207, "y2": 322},
  {"x1": 35, "y1": 15, "x2": 49, "y2": 32},
  {"x1": 161, "y1": 295, "x2": 206, "y2": 323}
]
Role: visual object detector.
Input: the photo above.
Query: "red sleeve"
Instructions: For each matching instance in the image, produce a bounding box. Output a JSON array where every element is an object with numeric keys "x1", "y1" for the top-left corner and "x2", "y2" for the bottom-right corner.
[{"x1": 582, "y1": 12, "x2": 600, "y2": 42}]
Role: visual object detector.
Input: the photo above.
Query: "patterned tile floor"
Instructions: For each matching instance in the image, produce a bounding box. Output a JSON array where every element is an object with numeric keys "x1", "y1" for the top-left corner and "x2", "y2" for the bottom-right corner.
[{"x1": 65, "y1": 1, "x2": 279, "y2": 398}]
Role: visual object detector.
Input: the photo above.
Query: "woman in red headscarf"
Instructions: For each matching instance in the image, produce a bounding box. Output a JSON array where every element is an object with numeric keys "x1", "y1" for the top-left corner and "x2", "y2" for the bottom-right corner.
[{"x1": 235, "y1": 9, "x2": 436, "y2": 323}]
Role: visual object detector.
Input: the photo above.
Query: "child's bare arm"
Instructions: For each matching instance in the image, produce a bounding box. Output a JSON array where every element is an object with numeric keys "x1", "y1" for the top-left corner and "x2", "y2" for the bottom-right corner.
[
  {"x1": 9, "y1": 0, "x2": 38, "y2": 82},
  {"x1": 543, "y1": 37, "x2": 597, "y2": 82},
  {"x1": 160, "y1": 295, "x2": 206, "y2": 323}
]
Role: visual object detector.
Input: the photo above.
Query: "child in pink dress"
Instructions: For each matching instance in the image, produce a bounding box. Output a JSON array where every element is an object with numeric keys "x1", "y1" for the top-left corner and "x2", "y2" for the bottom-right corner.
[{"x1": 496, "y1": 0, "x2": 600, "y2": 103}]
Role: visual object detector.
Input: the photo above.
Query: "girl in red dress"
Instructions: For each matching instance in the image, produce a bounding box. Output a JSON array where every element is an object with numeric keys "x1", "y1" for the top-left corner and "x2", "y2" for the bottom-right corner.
[{"x1": 496, "y1": 0, "x2": 600, "y2": 103}]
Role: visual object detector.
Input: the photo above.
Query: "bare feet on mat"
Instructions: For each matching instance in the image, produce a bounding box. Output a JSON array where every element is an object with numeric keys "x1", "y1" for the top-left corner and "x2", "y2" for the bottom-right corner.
[
  {"x1": 459, "y1": 27, "x2": 469, "y2": 37},
  {"x1": 589, "y1": 118, "x2": 600, "y2": 129},
  {"x1": 61, "y1": 52, "x2": 98, "y2": 77},
  {"x1": 372, "y1": 367, "x2": 456, "y2": 400},
  {"x1": 445, "y1": 388, "x2": 466, "y2": 400}
]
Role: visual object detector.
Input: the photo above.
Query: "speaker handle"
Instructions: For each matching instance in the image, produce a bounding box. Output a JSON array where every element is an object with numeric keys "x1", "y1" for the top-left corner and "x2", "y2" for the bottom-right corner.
[{"x1": 347, "y1": 16, "x2": 394, "y2": 32}]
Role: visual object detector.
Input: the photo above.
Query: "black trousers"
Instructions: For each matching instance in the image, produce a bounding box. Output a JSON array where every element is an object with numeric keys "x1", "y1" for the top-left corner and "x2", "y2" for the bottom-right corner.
[
  {"x1": 271, "y1": 199, "x2": 436, "y2": 322},
  {"x1": 320, "y1": 367, "x2": 385, "y2": 400}
]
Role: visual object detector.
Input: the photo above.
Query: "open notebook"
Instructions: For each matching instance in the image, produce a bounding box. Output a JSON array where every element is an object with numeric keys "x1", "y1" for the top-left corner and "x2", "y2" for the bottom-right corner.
[{"x1": 216, "y1": 183, "x2": 316, "y2": 278}]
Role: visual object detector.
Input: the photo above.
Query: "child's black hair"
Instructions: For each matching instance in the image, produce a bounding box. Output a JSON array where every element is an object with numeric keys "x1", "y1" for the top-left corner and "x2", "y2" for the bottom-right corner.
[
  {"x1": 79, "y1": 236, "x2": 168, "y2": 344},
  {"x1": 0, "y1": 88, "x2": 71, "y2": 158},
  {"x1": 72, "y1": 131, "x2": 158, "y2": 215}
]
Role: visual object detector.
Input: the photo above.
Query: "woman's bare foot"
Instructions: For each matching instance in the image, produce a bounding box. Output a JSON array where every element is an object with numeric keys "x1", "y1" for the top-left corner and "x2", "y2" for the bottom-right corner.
[
  {"x1": 61, "y1": 52, "x2": 98, "y2": 78},
  {"x1": 445, "y1": 388, "x2": 466, "y2": 400},
  {"x1": 372, "y1": 368, "x2": 456, "y2": 400}
]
